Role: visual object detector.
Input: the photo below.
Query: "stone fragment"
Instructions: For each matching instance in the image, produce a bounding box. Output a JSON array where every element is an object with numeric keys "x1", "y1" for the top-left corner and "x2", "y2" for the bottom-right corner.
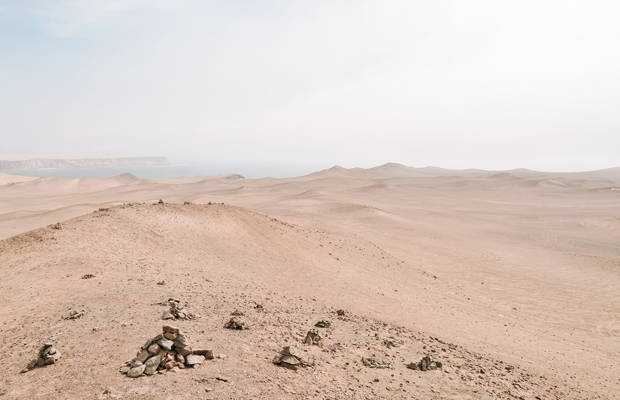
[
  {"x1": 173, "y1": 332, "x2": 188, "y2": 347},
  {"x1": 27, "y1": 359, "x2": 37, "y2": 370},
  {"x1": 130, "y1": 360, "x2": 143, "y2": 368},
  {"x1": 36, "y1": 358, "x2": 44, "y2": 367},
  {"x1": 157, "y1": 338, "x2": 174, "y2": 351},
  {"x1": 176, "y1": 346, "x2": 193, "y2": 356},
  {"x1": 216, "y1": 376, "x2": 228, "y2": 382},
  {"x1": 163, "y1": 332, "x2": 176, "y2": 340},
  {"x1": 162, "y1": 325, "x2": 179, "y2": 333},
  {"x1": 147, "y1": 343, "x2": 161, "y2": 355},
  {"x1": 164, "y1": 361, "x2": 177, "y2": 369},
  {"x1": 162, "y1": 310, "x2": 175, "y2": 320},
  {"x1": 175, "y1": 354, "x2": 185, "y2": 364},
  {"x1": 336, "y1": 309, "x2": 346, "y2": 316},
  {"x1": 119, "y1": 366, "x2": 130, "y2": 374},
  {"x1": 127, "y1": 364, "x2": 145, "y2": 378},
  {"x1": 193, "y1": 349, "x2": 213, "y2": 359},
  {"x1": 144, "y1": 354, "x2": 162, "y2": 375},
  {"x1": 185, "y1": 355, "x2": 205, "y2": 366},
  {"x1": 136, "y1": 349, "x2": 150, "y2": 363},
  {"x1": 82, "y1": 274, "x2": 95, "y2": 279}
]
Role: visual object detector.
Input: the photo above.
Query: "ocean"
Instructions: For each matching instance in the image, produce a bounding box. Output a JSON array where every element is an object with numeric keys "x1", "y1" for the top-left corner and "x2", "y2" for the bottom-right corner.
[{"x1": 0, "y1": 162, "x2": 320, "y2": 180}]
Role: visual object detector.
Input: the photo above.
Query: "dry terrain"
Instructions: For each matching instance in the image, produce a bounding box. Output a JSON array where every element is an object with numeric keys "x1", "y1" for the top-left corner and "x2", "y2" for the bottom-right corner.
[{"x1": 0, "y1": 163, "x2": 619, "y2": 399}]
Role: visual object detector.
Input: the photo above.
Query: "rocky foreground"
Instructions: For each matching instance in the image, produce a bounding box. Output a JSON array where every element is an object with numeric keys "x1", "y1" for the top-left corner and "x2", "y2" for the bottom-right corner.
[{"x1": 0, "y1": 203, "x2": 597, "y2": 399}]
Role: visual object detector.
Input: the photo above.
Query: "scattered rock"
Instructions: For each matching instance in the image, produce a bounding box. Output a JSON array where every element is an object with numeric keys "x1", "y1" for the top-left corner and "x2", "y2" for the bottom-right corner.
[
  {"x1": 315, "y1": 320, "x2": 331, "y2": 328},
  {"x1": 98, "y1": 207, "x2": 110, "y2": 211},
  {"x1": 224, "y1": 317, "x2": 247, "y2": 330},
  {"x1": 216, "y1": 376, "x2": 228, "y2": 382},
  {"x1": 183, "y1": 201, "x2": 193, "y2": 205},
  {"x1": 336, "y1": 309, "x2": 346, "y2": 316},
  {"x1": 158, "y1": 199, "x2": 164, "y2": 204},
  {"x1": 303, "y1": 330, "x2": 322, "y2": 346},
  {"x1": 121, "y1": 326, "x2": 213, "y2": 378},
  {"x1": 23, "y1": 343, "x2": 61, "y2": 372},
  {"x1": 231, "y1": 309, "x2": 244, "y2": 316},
  {"x1": 48, "y1": 222, "x2": 62, "y2": 230},
  {"x1": 361, "y1": 357, "x2": 391, "y2": 369},
  {"x1": 63, "y1": 309, "x2": 86, "y2": 320},
  {"x1": 157, "y1": 281, "x2": 165, "y2": 285},
  {"x1": 82, "y1": 274, "x2": 95, "y2": 279}
]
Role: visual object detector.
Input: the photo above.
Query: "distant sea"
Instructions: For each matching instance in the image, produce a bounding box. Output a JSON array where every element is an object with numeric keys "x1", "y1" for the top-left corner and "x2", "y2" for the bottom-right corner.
[{"x1": 0, "y1": 163, "x2": 319, "y2": 180}]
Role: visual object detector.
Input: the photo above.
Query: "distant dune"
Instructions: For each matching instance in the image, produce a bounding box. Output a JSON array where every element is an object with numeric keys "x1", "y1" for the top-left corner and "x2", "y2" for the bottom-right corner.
[
  {"x1": 0, "y1": 163, "x2": 619, "y2": 399},
  {"x1": 0, "y1": 155, "x2": 169, "y2": 169}
]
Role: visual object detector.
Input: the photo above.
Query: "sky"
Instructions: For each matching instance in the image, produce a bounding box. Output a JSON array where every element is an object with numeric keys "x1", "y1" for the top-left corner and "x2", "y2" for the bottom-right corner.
[{"x1": 1, "y1": 0, "x2": 620, "y2": 175}]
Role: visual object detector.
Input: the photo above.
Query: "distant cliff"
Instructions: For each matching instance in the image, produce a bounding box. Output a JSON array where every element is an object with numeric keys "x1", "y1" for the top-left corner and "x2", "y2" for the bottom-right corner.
[{"x1": 0, "y1": 157, "x2": 169, "y2": 170}]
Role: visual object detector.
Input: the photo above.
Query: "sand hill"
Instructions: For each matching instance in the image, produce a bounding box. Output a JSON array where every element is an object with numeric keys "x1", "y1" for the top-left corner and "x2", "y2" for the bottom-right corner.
[{"x1": 0, "y1": 164, "x2": 619, "y2": 399}]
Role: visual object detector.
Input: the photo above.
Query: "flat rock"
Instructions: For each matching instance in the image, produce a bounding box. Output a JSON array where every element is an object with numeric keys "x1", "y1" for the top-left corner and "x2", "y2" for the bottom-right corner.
[
  {"x1": 147, "y1": 343, "x2": 160, "y2": 355},
  {"x1": 157, "y1": 338, "x2": 174, "y2": 351},
  {"x1": 162, "y1": 325, "x2": 179, "y2": 333},
  {"x1": 127, "y1": 364, "x2": 146, "y2": 378},
  {"x1": 162, "y1": 310, "x2": 175, "y2": 320},
  {"x1": 136, "y1": 349, "x2": 150, "y2": 363},
  {"x1": 185, "y1": 355, "x2": 205, "y2": 366},
  {"x1": 176, "y1": 346, "x2": 193, "y2": 356},
  {"x1": 144, "y1": 354, "x2": 162, "y2": 375},
  {"x1": 173, "y1": 332, "x2": 188, "y2": 347},
  {"x1": 163, "y1": 332, "x2": 176, "y2": 340}
]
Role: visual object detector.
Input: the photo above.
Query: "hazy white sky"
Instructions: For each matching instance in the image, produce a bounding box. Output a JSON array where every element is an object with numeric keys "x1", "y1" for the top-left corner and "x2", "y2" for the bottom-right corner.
[{"x1": 1, "y1": 0, "x2": 619, "y2": 172}]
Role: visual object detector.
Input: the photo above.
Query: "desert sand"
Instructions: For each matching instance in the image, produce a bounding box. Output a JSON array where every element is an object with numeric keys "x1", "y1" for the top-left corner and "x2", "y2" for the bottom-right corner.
[{"x1": 0, "y1": 163, "x2": 618, "y2": 399}]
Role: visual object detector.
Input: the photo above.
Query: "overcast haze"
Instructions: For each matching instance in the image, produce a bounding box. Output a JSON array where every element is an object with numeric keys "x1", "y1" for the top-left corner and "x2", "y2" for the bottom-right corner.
[{"x1": 1, "y1": 0, "x2": 619, "y2": 175}]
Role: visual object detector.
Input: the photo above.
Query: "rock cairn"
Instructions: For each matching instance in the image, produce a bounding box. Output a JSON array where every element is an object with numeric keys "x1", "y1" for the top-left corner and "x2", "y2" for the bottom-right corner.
[
  {"x1": 314, "y1": 320, "x2": 331, "y2": 328},
  {"x1": 303, "y1": 329, "x2": 322, "y2": 346},
  {"x1": 120, "y1": 325, "x2": 213, "y2": 378},
  {"x1": 161, "y1": 298, "x2": 197, "y2": 320},
  {"x1": 22, "y1": 343, "x2": 61, "y2": 373},
  {"x1": 63, "y1": 309, "x2": 86, "y2": 320},
  {"x1": 273, "y1": 346, "x2": 311, "y2": 370},
  {"x1": 224, "y1": 317, "x2": 247, "y2": 330},
  {"x1": 407, "y1": 355, "x2": 442, "y2": 371}
]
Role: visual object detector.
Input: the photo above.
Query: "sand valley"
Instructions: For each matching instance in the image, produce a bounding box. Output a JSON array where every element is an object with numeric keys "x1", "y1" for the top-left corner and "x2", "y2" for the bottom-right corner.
[{"x1": 0, "y1": 163, "x2": 618, "y2": 399}]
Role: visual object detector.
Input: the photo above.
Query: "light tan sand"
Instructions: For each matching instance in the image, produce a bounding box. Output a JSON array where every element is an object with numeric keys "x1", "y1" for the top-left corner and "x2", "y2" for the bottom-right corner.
[{"x1": 0, "y1": 163, "x2": 618, "y2": 399}]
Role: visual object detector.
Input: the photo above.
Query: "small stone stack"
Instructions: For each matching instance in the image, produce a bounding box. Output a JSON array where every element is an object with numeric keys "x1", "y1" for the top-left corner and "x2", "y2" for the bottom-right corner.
[
  {"x1": 23, "y1": 343, "x2": 61, "y2": 373},
  {"x1": 407, "y1": 355, "x2": 442, "y2": 371},
  {"x1": 120, "y1": 325, "x2": 213, "y2": 378},
  {"x1": 273, "y1": 346, "x2": 309, "y2": 370},
  {"x1": 303, "y1": 330, "x2": 322, "y2": 345},
  {"x1": 161, "y1": 298, "x2": 197, "y2": 320}
]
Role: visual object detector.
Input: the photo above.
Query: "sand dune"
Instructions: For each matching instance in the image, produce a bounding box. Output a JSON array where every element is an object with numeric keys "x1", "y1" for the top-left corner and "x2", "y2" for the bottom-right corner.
[{"x1": 0, "y1": 165, "x2": 619, "y2": 399}]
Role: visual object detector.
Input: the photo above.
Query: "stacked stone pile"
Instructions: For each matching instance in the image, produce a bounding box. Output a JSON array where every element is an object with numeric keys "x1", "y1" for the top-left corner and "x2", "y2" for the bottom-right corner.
[
  {"x1": 303, "y1": 329, "x2": 322, "y2": 345},
  {"x1": 120, "y1": 325, "x2": 213, "y2": 378},
  {"x1": 407, "y1": 356, "x2": 442, "y2": 371},
  {"x1": 161, "y1": 298, "x2": 197, "y2": 320},
  {"x1": 22, "y1": 343, "x2": 61, "y2": 373},
  {"x1": 273, "y1": 346, "x2": 311, "y2": 370}
]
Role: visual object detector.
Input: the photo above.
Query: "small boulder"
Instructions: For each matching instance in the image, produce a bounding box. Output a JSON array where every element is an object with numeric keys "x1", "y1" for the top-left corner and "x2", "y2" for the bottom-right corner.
[{"x1": 127, "y1": 364, "x2": 146, "y2": 378}]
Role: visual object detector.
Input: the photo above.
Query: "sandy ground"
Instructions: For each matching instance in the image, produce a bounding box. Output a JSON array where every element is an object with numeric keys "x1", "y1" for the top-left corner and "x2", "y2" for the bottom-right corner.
[{"x1": 0, "y1": 163, "x2": 619, "y2": 399}]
